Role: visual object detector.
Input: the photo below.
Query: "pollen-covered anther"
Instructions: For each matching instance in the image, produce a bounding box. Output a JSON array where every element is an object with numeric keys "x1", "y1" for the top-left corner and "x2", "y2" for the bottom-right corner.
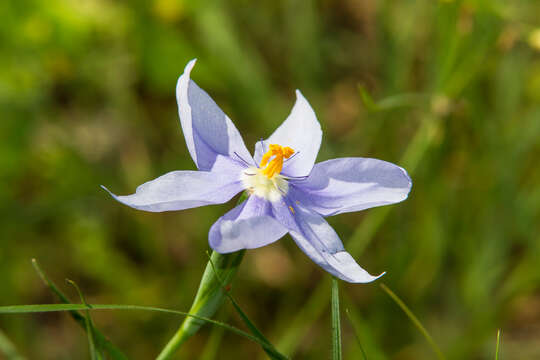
[{"x1": 259, "y1": 144, "x2": 295, "y2": 178}]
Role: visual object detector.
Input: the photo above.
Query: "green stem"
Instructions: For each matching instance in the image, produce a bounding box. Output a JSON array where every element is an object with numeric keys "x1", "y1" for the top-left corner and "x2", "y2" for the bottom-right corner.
[
  {"x1": 156, "y1": 250, "x2": 245, "y2": 360},
  {"x1": 331, "y1": 278, "x2": 342, "y2": 360},
  {"x1": 495, "y1": 329, "x2": 501, "y2": 360}
]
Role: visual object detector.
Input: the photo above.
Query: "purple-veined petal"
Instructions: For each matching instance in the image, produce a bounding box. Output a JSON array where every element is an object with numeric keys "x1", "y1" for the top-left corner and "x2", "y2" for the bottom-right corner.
[
  {"x1": 176, "y1": 59, "x2": 255, "y2": 171},
  {"x1": 102, "y1": 170, "x2": 244, "y2": 212},
  {"x1": 209, "y1": 195, "x2": 288, "y2": 253},
  {"x1": 254, "y1": 90, "x2": 322, "y2": 177},
  {"x1": 288, "y1": 205, "x2": 383, "y2": 283},
  {"x1": 290, "y1": 157, "x2": 412, "y2": 217}
]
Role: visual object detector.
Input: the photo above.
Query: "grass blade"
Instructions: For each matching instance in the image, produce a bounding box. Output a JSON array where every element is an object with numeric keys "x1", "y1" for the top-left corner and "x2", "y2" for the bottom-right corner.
[
  {"x1": 206, "y1": 252, "x2": 288, "y2": 360},
  {"x1": 32, "y1": 259, "x2": 128, "y2": 360},
  {"x1": 344, "y1": 309, "x2": 367, "y2": 360},
  {"x1": 358, "y1": 85, "x2": 429, "y2": 113},
  {"x1": 0, "y1": 303, "x2": 283, "y2": 357},
  {"x1": 495, "y1": 329, "x2": 501, "y2": 360},
  {"x1": 358, "y1": 85, "x2": 380, "y2": 112},
  {"x1": 380, "y1": 283, "x2": 445, "y2": 360},
  {"x1": 66, "y1": 280, "x2": 102, "y2": 360},
  {"x1": 331, "y1": 278, "x2": 342, "y2": 360}
]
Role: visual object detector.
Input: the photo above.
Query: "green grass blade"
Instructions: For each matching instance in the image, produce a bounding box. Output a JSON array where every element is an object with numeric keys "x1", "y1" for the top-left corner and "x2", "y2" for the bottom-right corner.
[
  {"x1": 358, "y1": 85, "x2": 429, "y2": 113},
  {"x1": 344, "y1": 309, "x2": 367, "y2": 360},
  {"x1": 495, "y1": 330, "x2": 501, "y2": 360},
  {"x1": 331, "y1": 278, "x2": 342, "y2": 360},
  {"x1": 32, "y1": 259, "x2": 73, "y2": 305},
  {"x1": 358, "y1": 85, "x2": 380, "y2": 112},
  {"x1": 85, "y1": 311, "x2": 99, "y2": 360},
  {"x1": 0, "y1": 304, "x2": 282, "y2": 357},
  {"x1": 66, "y1": 280, "x2": 102, "y2": 360},
  {"x1": 0, "y1": 329, "x2": 26, "y2": 360},
  {"x1": 206, "y1": 252, "x2": 288, "y2": 360},
  {"x1": 380, "y1": 283, "x2": 445, "y2": 360},
  {"x1": 376, "y1": 93, "x2": 430, "y2": 111},
  {"x1": 31, "y1": 260, "x2": 128, "y2": 360}
]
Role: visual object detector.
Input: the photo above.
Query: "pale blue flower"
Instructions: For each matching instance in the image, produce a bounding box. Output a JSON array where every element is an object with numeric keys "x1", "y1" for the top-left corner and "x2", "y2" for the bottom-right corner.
[{"x1": 103, "y1": 59, "x2": 412, "y2": 283}]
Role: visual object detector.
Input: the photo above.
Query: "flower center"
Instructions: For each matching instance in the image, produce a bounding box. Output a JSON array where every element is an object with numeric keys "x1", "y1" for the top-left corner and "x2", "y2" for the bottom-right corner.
[
  {"x1": 259, "y1": 144, "x2": 295, "y2": 178},
  {"x1": 240, "y1": 144, "x2": 294, "y2": 202}
]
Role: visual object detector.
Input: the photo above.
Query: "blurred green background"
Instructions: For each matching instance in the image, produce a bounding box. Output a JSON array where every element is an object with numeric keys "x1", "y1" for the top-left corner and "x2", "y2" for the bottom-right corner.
[{"x1": 1, "y1": 0, "x2": 540, "y2": 359}]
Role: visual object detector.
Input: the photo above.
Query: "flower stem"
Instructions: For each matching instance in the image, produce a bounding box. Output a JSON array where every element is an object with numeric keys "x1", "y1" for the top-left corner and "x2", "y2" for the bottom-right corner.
[{"x1": 156, "y1": 250, "x2": 245, "y2": 360}]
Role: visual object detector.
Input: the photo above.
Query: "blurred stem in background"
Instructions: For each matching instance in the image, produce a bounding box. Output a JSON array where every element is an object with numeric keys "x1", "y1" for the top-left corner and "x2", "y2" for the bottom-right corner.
[
  {"x1": 0, "y1": 329, "x2": 26, "y2": 360},
  {"x1": 156, "y1": 250, "x2": 245, "y2": 360}
]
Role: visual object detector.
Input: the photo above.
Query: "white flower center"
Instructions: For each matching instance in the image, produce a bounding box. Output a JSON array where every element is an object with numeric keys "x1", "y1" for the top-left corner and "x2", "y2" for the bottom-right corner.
[{"x1": 241, "y1": 167, "x2": 289, "y2": 202}]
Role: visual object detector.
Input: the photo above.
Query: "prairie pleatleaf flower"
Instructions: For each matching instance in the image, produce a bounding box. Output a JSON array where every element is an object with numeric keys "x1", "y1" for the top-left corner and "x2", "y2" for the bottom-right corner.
[{"x1": 103, "y1": 59, "x2": 412, "y2": 283}]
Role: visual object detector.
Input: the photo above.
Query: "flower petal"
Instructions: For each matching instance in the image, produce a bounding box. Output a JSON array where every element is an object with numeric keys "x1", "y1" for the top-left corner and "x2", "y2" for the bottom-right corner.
[
  {"x1": 290, "y1": 157, "x2": 412, "y2": 217},
  {"x1": 102, "y1": 170, "x2": 244, "y2": 212},
  {"x1": 288, "y1": 205, "x2": 383, "y2": 283},
  {"x1": 254, "y1": 90, "x2": 322, "y2": 177},
  {"x1": 209, "y1": 195, "x2": 288, "y2": 253},
  {"x1": 176, "y1": 59, "x2": 255, "y2": 171}
]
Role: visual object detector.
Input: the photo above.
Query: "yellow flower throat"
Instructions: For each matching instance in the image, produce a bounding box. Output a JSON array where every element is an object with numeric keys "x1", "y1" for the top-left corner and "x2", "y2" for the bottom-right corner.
[{"x1": 259, "y1": 144, "x2": 294, "y2": 178}]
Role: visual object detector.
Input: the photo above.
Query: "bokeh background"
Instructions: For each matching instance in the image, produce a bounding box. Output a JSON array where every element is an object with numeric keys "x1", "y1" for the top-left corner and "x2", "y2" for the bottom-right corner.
[{"x1": 2, "y1": 0, "x2": 540, "y2": 359}]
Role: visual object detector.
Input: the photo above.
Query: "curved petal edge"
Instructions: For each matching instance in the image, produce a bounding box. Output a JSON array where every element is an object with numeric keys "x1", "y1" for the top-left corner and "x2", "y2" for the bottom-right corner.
[
  {"x1": 101, "y1": 170, "x2": 244, "y2": 212},
  {"x1": 209, "y1": 195, "x2": 288, "y2": 253},
  {"x1": 176, "y1": 60, "x2": 254, "y2": 171}
]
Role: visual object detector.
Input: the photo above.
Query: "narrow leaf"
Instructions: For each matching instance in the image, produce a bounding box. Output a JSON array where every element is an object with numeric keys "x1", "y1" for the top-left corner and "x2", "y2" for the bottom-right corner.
[
  {"x1": 376, "y1": 93, "x2": 430, "y2": 111},
  {"x1": 0, "y1": 304, "x2": 280, "y2": 355},
  {"x1": 331, "y1": 277, "x2": 342, "y2": 360},
  {"x1": 380, "y1": 283, "x2": 445, "y2": 360},
  {"x1": 344, "y1": 309, "x2": 367, "y2": 360},
  {"x1": 358, "y1": 85, "x2": 429, "y2": 113},
  {"x1": 32, "y1": 259, "x2": 128, "y2": 360},
  {"x1": 66, "y1": 280, "x2": 102, "y2": 360},
  {"x1": 495, "y1": 329, "x2": 501, "y2": 360},
  {"x1": 358, "y1": 85, "x2": 380, "y2": 112}
]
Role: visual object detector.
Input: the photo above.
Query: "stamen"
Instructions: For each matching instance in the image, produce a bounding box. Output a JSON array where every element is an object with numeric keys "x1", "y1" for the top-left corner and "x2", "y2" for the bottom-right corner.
[
  {"x1": 283, "y1": 174, "x2": 309, "y2": 183},
  {"x1": 284, "y1": 151, "x2": 300, "y2": 163},
  {"x1": 234, "y1": 152, "x2": 251, "y2": 167},
  {"x1": 258, "y1": 144, "x2": 295, "y2": 178},
  {"x1": 284, "y1": 175, "x2": 309, "y2": 179},
  {"x1": 275, "y1": 183, "x2": 287, "y2": 195}
]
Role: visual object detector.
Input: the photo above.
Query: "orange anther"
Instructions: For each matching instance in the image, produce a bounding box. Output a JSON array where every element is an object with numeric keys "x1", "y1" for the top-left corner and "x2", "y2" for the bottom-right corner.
[{"x1": 259, "y1": 144, "x2": 294, "y2": 178}]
